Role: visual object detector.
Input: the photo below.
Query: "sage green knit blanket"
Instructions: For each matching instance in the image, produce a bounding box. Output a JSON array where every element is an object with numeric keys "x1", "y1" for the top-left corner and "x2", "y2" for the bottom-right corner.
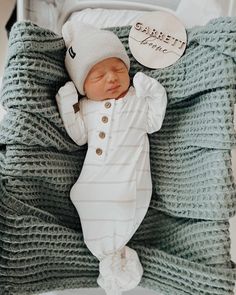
[{"x1": 0, "y1": 19, "x2": 236, "y2": 295}]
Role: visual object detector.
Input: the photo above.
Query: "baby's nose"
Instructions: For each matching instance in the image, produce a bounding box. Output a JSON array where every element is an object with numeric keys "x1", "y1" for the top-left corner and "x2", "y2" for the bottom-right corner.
[{"x1": 107, "y1": 71, "x2": 118, "y2": 82}]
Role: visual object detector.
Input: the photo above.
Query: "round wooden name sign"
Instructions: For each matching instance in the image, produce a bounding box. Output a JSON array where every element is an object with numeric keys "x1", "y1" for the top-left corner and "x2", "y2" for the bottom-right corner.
[{"x1": 128, "y1": 11, "x2": 187, "y2": 69}]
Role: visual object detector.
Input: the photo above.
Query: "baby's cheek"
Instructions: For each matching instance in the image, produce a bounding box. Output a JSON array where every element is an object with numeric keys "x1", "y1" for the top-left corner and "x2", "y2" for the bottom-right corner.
[
  {"x1": 97, "y1": 81, "x2": 106, "y2": 92},
  {"x1": 91, "y1": 81, "x2": 107, "y2": 99},
  {"x1": 123, "y1": 75, "x2": 130, "y2": 90}
]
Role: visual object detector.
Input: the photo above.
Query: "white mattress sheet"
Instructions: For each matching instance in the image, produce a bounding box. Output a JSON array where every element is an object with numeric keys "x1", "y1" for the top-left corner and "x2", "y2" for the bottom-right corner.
[
  {"x1": 22, "y1": 0, "x2": 235, "y2": 34},
  {"x1": 68, "y1": 0, "x2": 232, "y2": 29}
]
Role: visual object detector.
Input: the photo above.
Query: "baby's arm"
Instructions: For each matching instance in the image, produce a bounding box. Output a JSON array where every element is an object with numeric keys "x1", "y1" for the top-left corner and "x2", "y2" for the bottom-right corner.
[
  {"x1": 133, "y1": 72, "x2": 167, "y2": 134},
  {"x1": 56, "y1": 81, "x2": 87, "y2": 145}
]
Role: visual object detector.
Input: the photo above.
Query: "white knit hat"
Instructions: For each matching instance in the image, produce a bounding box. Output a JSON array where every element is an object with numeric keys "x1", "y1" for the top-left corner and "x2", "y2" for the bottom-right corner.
[{"x1": 62, "y1": 21, "x2": 130, "y2": 95}]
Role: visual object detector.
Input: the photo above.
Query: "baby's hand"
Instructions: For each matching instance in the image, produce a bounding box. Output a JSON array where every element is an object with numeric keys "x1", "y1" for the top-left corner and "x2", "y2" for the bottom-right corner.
[
  {"x1": 56, "y1": 81, "x2": 79, "y2": 113},
  {"x1": 133, "y1": 72, "x2": 161, "y2": 97},
  {"x1": 57, "y1": 81, "x2": 78, "y2": 101}
]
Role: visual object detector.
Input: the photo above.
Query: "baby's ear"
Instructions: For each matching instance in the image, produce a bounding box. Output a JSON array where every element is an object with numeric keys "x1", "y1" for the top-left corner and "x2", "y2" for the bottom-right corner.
[{"x1": 62, "y1": 21, "x2": 73, "y2": 47}]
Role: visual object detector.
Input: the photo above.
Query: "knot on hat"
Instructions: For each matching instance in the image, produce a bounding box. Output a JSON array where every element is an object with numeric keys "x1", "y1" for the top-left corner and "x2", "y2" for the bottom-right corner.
[{"x1": 97, "y1": 246, "x2": 143, "y2": 295}]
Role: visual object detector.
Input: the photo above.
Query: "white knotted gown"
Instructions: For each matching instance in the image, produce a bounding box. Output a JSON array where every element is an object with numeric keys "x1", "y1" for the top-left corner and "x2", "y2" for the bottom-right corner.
[{"x1": 56, "y1": 72, "x2": 167, "y2": 294}]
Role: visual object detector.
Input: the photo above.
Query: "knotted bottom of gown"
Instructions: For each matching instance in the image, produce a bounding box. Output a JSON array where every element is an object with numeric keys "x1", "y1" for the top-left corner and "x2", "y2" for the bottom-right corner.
[{"x1": 97, "y1": 246, "x2": 143, "y2": 295}]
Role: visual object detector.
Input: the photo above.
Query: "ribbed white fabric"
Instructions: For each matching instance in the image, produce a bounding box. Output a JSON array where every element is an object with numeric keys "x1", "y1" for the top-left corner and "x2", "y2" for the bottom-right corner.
[{"x1": 56, "y1": 72, "x2": 167, "y2": 294}]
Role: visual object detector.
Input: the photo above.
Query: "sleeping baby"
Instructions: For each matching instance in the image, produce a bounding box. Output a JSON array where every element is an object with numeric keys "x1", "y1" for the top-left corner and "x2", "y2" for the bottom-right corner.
[{"x1": 56, "y1": 21, "x2": 167, "y2": 295}]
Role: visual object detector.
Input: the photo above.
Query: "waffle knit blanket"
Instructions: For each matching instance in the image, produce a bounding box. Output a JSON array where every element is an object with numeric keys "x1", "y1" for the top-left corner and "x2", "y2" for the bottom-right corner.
[{"x1": 0, "y1": 19, "x2": 236, "y2": 295}]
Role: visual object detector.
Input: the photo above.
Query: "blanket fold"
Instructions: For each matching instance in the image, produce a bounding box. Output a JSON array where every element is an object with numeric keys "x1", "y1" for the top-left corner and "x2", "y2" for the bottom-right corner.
[{"x1": 0, "y1": 19, "x2": 236, "y2": 295}]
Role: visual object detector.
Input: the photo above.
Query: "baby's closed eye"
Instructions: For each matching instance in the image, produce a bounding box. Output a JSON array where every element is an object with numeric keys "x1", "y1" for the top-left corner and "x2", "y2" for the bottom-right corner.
[
  {"x1": 91, "y1": 73, "x2": 104, "y2": 81},
  {"x1": 115, "y1": 67, "x2": 126, "y2": 73}
]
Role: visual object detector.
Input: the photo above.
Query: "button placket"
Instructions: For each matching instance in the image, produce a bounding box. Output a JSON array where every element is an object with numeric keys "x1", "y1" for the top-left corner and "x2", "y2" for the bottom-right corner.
[{"x1": 95, "y1": 100, "x2": 114, "y2": 159}]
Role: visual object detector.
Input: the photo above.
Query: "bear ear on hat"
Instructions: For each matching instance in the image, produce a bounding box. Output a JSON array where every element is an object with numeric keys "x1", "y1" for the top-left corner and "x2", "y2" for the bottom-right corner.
[{"x1": 62, "y1": 21, "x2": 73, "y2": 47}]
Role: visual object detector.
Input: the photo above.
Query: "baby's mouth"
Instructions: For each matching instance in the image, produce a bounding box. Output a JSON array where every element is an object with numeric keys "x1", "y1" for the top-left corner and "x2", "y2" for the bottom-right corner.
[{"x1": 107, "y1": 85, "x2": 120, "y2": 92}]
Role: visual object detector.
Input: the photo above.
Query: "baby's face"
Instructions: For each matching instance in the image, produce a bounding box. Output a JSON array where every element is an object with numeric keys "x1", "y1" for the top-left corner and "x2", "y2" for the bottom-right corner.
[{"x1": 84, "y1": 57, "x2": 130, "y2": 101}]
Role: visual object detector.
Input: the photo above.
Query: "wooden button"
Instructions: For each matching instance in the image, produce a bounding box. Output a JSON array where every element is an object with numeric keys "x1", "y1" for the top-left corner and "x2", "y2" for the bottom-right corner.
[
  {"x1": 102, "y1": 116, "x2": 108, "y2": 123},
  {"x1": 105, "y1": 102, "x2": 111, "y2": 108},
  {"x1": 99, "y1": 132, "x2": 106, "y2": 139},
  {"x1": 96, "y1": 148, "x2": 103, "y2": 155}
]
